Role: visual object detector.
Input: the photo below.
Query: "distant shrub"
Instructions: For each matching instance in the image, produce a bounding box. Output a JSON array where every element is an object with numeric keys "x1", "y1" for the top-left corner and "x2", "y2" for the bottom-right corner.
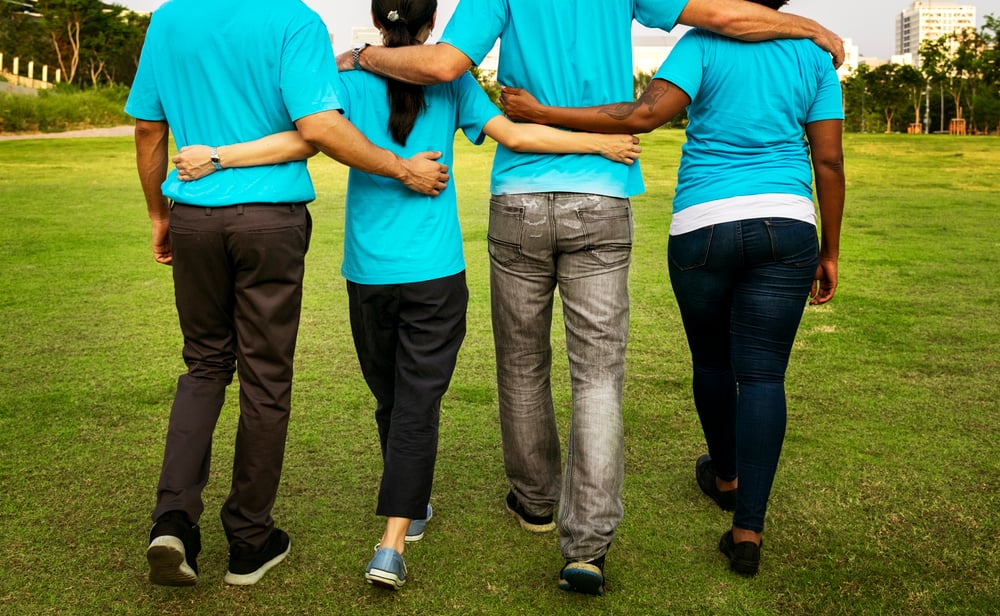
[{"x1": 0, "y1": 85, "x2": 131, "y2": 134}]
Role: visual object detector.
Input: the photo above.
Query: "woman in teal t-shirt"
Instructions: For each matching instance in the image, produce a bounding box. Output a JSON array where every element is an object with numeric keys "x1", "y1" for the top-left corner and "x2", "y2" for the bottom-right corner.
[{"x1": 172, "y1": 0, "x2": 638, "y2": 590}]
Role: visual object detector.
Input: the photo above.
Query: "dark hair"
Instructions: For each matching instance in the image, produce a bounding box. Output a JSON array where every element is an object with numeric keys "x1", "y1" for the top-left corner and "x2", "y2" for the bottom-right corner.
[
  {"x1": 372, "y1": 0, "x2": 438, "y2": 145},
  {"x1": 749, "y1": 0, "x2": 789, "y2": 9}
]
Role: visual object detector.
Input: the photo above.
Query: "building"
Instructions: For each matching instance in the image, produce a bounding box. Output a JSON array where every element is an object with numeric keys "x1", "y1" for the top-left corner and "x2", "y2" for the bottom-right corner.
[{"x1": 895, "y1": 1, "x2": 976, "y2": 65}]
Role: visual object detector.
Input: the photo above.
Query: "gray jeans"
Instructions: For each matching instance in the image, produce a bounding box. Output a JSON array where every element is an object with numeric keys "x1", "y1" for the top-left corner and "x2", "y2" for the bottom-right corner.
[{"x1": 487, "y1": 192, "x2": 631, "y2": 561}]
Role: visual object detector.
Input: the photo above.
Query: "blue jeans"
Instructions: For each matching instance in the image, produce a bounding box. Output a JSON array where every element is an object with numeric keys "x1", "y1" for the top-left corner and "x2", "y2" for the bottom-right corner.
[
  {"x1": 488, "y1": 192, "x2": 631, "y2": 561},
  {"x1": 668, "y1": 218, "x2": 818, "y2": 533}
]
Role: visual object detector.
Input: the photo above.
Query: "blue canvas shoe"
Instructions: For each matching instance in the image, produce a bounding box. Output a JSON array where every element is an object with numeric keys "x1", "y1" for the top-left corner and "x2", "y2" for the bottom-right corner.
[
  {"x1": 405, "y1": 504, "x2": 433, "y2": 543},
  {"x1": 365, "y1": 546, "x2": 407, "y2": 590}
]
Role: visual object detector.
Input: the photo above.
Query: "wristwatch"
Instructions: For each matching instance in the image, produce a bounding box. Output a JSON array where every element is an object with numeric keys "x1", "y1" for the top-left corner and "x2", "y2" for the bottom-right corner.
[
  {"x1": 210, "y1": 146, "x2": 223, "y2": 171},
  {"x1": 353, "y1": 42, "x2": 369, "y2": 70}
]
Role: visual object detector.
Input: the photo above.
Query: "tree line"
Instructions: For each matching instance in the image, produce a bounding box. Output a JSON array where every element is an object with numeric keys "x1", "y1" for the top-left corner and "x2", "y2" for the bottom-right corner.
[
  {"x1": 837, "y1": 15, "x2": 999, "y2": 134},
  {"x1": 1, "y1": 0, "x2": 148, "y2": 87},
  {"x1": 3, "y1": 2, "x2": 998, "y2": 135}
]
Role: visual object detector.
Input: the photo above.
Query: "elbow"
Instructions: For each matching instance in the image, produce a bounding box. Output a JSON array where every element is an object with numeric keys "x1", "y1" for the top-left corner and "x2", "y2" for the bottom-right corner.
[
  {"x1": 632, "y1": 117, "x2": 661, "y2": 134},
  {"x1": 425, "y1": 60, "x2": 468, "y2": 83},
  {"x1": 295, "y1": 116, "x2": 327, "y2": 147},
  {"x1": 504, "y1": 134, "x2": 531, "y2": 153},
  {"x1": 424, "y1": 44, "x2": 473, "y2": 83},
  {"x1": 818, "y1": 157, "x2": 845, "y2": 176}
]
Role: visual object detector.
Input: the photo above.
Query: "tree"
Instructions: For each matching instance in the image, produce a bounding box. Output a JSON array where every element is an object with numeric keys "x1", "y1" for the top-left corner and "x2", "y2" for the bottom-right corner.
[
  {"x1": 896, "y1": 64, "x2": 927, "y2": 130},
  {"x1": 28, "y1": 0, "x2": 147, "y2": 86},
  {"x1": 866, "y1": 64, "x2": 910, "y2": 133},
  {"x1": 470, "y1": 66, "x2": 500, "y2": 109},
  {"x1": 920, "y1": 36, "x2": 950, "y2": 132},
  {"x1": 951, "y1": 27, "x2": 988, "y2": 131},
  {"x1": 842, "y1": 63, "x2": 875, "y2": 132}
]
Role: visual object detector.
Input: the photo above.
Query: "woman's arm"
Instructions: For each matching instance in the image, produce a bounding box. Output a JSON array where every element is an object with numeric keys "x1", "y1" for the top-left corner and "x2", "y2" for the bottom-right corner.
[
  {"x1": 482, "y1": 115, "x2": 642, "y2": 165},
  {"x1": 172, "y1": 131, "x2": 318, "y2": 181},
  {"x1": 804, "y1": 119, "x2": 845, "y2": 305},
  {"x1": 500, "y1": 79, "x2": 691, "y2": 134}
]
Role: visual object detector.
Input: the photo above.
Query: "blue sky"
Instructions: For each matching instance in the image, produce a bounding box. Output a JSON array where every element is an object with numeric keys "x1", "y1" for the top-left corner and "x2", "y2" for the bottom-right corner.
[{"x1": 122, "y1": 1, "x2": 1000, "y2": 59}]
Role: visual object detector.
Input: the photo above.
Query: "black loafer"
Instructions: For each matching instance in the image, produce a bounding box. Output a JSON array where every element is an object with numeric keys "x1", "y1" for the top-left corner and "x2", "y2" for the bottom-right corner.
[
  {"x1": 719, "y1": 530, "x2": 761, "y2": 576},
  {"x1": 696, "y1": 454, "x2": 737, "y2": 512}
]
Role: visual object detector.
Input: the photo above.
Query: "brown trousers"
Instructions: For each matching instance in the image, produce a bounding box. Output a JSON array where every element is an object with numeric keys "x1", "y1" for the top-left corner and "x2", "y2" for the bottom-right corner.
[{"x1": 152, "y1": 202, "x2": 311, "y2": 550}]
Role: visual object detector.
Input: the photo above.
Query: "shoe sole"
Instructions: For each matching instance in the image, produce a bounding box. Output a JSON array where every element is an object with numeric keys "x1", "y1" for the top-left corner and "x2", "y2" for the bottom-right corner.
[
  {"x1": 223, "y1": 540, "x2": 291, "y2": 586},
  {"x1": 504, "y1": 500, "x2": 556, "y2": 533},
  {"x1": 559, "y1": 562, "x2": 604, "y2": 595},
  {"x1": 147, "y1": 536, "x2": 197, "y2": 587},
  {"x1": 365, "y1": 568, "x2": 405, "y2": 590}
]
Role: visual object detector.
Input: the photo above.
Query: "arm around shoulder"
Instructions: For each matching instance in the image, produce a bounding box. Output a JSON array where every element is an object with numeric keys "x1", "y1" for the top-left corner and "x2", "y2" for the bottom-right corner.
[
  {"x1": 359, "y1": 42, "x2": 472, "y2": 85},
  {"x1": 678, "y1": 0, "x2": 845, "y2": 66}
]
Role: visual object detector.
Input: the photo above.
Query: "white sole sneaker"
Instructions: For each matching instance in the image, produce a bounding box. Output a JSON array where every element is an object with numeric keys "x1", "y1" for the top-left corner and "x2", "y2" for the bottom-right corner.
[
  {"x1": 147, "y1": 535, "x2": 197, "y2": 586},
  {"x1": 223, "y1": 539, "x2": 291, "y2": 586}
]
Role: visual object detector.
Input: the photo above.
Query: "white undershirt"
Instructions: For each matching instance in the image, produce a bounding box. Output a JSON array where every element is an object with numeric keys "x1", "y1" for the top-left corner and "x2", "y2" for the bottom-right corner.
[{"x1": 669, "y1": 194, "x2": 817, "y2": 236}]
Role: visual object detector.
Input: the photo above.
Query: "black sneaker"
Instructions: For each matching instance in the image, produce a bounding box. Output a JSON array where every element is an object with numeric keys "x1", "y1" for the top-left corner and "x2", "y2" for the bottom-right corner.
[
  {"x1": 146, "y1": 510, "x2": 201, "y2": 586},
  {"x1": 719, "y1": 530, "x2": 761, "y2": 576},
  {"x1": 559, "y1": 554, "x2": 606, "y2": 595},
  {"x1": 223, "y1": 528, "x2": 291, "y2": 586},
  {"x1": 504, "y1": 491, "x2": 556, "y2": 533},
  {"x1": 696, "y1": 454, "x2": 737, "y2": 512}
]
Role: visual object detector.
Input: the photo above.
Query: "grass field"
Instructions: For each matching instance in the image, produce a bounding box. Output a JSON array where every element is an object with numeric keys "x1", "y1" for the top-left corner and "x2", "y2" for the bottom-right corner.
[{"x1": 0, "y1": 131, "x2": 997, "y2": 615}]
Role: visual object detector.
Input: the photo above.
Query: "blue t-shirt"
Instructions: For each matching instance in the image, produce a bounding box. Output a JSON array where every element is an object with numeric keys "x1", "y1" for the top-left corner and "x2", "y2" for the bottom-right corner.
[
  {"x1": 655, "y1": 30, "x2": 844, "y2": 212},
  {"x1": 441, "y1": 0, "x2": 688, "y2": 198},
  {"x1": 124, "y1": 0, "x2": 342, "y2": 206},
  {"x1": 337, "y1": 71, "x2": 501, "y2": 285}
]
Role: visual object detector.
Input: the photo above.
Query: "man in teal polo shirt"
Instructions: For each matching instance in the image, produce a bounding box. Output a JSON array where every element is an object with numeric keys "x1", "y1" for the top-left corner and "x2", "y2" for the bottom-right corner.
[
  {"x1": 126, "y1": 0, "x2": 448, "y2": 588},
  {"x1": 341, "y1": 0, "x2": 843, "y2": 595}
]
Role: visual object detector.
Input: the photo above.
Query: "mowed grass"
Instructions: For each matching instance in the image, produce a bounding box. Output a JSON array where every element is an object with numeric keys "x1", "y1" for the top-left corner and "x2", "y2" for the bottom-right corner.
[{"x1": 0, "y1": 131, "x2": 997, "y2": 615}]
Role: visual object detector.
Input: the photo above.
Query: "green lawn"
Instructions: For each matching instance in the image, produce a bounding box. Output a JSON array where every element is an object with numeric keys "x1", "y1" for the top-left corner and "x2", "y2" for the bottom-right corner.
[{"x1": 0, "y1": 131, "x2": 997, "y2": 614}]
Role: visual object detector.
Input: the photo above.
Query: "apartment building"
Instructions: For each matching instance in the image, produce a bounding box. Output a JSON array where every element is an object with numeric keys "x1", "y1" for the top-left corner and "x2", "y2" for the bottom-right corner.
[{"x1": 895, "y1": 1, "x2": 977, "y2": 64}]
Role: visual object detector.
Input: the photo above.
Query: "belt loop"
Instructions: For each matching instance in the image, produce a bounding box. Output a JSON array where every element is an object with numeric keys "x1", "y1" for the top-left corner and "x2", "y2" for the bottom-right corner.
[
  {"x1": 204, "y1": 207, "x2": 212, "y2": 216},
  {"x1": 237, "y1": 204, "x2": 244, "y2": 215},
  {"x1": 290, "y1": 203, "x2": 297, "y2": 212}
]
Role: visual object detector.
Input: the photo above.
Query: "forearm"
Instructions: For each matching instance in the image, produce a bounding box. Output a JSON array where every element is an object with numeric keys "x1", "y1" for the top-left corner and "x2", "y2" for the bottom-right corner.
[
  {"x1": 503, "y1": 80, "x2": 686, "y2": 134},
  {"x1": 358, "y1": 42, "x2": 471, "y2": 85},
  {"x1": 814, "y1": 164, "x2": 844, "y2": 259},
  {"x1": 134, "y1": 120, "x2": 170, "y2": 221},
  {"x1": 296, "y1": 110, "x2": 404, "y2": 181},
  {"x1": 534, "y1": 103, "x2": 653, "y2": 134},
  {"x1": 806, "y1": 120, "x2": 845, "y2": 259},
  {"x1": 217, "y1": 131, "x2": 316, "y2": 168},
  {"x1": 488, "y1": 119, "x2": 596, "y2": 153},
  {"x1": 679, "y1": 0, "x2": 823, "y2": 41}
]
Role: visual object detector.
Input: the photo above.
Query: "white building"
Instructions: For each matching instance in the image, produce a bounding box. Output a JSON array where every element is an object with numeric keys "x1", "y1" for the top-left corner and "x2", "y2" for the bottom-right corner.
[
  {"x1": 837, "y1": 38, "x2": 862, "y2": 80},
  {"x1": 895, "y1": 1, "x2": 976, "y2": 65},
  {"x1": 632, "y1": 34, "x2": 678, "y2": 75}
]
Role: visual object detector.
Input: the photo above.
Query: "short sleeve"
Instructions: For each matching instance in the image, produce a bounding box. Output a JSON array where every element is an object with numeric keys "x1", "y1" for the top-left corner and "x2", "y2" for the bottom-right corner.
[
  {"x1": 439, "y1": 0, "x2": 506, "y2": 65},
  {"x1": 807, "y1": 57, "x2": 844, "y2": 123},
  {"x1": 453, "y1": 73, "x2": 503, "y2": 145},
  {"x1": 124, "y1": 16, "x2": 165, "y2": 121},
  {"x1": 279, "y1": 14, "x2": 343, "y2": 121},
  {"x1": 634, "y1": 0, "x2": 688, "y2": 32},
  {"x1": 653, "y1": 29, "x2": 706, "y2": 101}
]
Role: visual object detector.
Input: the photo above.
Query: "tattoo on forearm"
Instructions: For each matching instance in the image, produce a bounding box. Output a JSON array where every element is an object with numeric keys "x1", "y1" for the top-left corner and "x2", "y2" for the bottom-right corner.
[{"x1": 598, "y1": 81, "x2": 670, "y2": 121}]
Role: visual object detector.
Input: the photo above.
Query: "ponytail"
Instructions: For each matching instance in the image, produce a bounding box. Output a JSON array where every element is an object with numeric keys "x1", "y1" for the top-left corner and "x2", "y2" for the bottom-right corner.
[{"x1": 371, "y1": 0, "x2": 438, "y2": 145}]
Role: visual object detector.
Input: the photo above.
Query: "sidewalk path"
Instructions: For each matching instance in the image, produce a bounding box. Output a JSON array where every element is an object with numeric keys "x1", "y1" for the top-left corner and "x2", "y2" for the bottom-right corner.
[{"x1": 0, "y1": 125, "x2": 134, "y2": 141}]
